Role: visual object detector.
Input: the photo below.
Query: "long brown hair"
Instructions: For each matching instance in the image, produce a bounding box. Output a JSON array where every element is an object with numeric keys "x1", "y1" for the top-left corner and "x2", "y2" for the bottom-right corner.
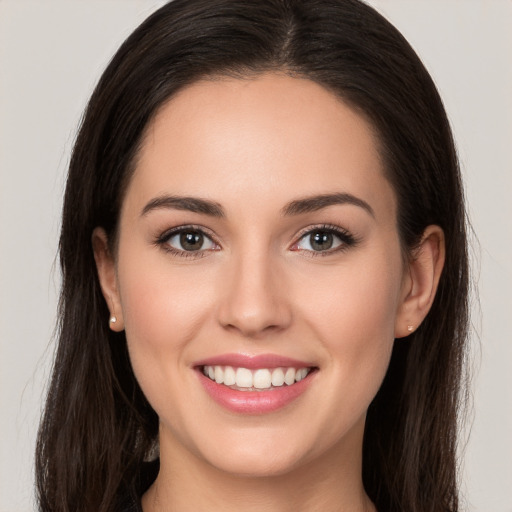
[{"x1": 36, "y1": 1, "x2": 469, "y2": 511}]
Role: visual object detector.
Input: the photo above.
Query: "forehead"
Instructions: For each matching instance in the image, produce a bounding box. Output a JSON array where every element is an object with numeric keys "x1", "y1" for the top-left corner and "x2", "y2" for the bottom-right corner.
[{"x1": 125, "y1": 73, "x2": 395, "y2": 219}]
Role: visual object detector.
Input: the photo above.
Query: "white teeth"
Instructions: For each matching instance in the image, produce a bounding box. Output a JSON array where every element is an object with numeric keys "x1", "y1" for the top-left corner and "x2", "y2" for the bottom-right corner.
[
  {"x1": 235, "y1": 367, "x2": 253, "y2": 388},
  {"x1": 202, "y1": 365, "x2": 312, "y2": 389},
  {"x1": 223, "y1": 366, "x2": 236, "y2": 386},
  {"x1": 284, "y1": 367, "x2": 296, "y2": 386},
  {"x1": 214, "y1": 366, "x2": 224, "y2": 384},
  {"x1": 253, "y1": 369, "x2": 272, "y2": 389},
  {"x1": 295, "y1": 368, "x2": 308, "y2": 382},
  {"x1": 271, "y1": 368, "x2": 285, "y2": 386}
]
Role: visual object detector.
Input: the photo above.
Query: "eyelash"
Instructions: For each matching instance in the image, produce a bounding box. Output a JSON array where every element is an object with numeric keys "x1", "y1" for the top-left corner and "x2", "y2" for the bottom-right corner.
[
  {"x1": 155, "y1": 223, "x2": 358, "y2": 259},
  {"x1": 291, "y1": 224, "x2": 358, "y2": 257},
  {"x1": 155, "y1": 225, "x2": 220, "y2": 259}
]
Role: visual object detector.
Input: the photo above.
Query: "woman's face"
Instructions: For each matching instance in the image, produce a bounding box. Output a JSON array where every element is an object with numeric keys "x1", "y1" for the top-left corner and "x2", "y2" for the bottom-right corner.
[{"x1": 104, "y1": 74, "x2": 412, "y2": 476}]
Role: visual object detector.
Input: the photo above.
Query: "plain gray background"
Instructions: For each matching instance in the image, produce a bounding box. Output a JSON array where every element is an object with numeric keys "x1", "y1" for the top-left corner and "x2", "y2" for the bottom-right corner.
[{"x1": 1, "y1": 1, "x2": 511, "y2": 511}]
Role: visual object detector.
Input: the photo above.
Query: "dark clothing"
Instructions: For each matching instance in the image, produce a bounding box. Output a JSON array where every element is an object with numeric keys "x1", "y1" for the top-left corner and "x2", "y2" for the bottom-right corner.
[{"x1": 116, "y1": 460, "x2": 159, "y2": 512}]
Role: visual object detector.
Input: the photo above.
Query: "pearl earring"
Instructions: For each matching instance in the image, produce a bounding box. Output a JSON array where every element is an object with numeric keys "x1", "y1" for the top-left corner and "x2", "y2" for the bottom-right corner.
[
  {"x1": 407, "y1": 325, "x2": 413, "y2": 332},
  {"x1": 110, "y1": 316, "x2": 117, "y2": 324}
]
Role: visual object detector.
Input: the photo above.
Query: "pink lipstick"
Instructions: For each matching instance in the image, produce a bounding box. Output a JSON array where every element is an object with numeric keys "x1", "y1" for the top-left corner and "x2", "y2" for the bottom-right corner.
[{"x1": 194, "y1": 353, "x2": 316, "y2": 414}]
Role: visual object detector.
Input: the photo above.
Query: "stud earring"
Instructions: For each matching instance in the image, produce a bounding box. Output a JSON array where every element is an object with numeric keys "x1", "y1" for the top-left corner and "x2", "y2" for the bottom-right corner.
[
  {"x1": 407, "y1": 325, "x2": 414, "y2": 332},
  {"x1": 110, "y1": 316, "x2": 117, "y2": 324}
]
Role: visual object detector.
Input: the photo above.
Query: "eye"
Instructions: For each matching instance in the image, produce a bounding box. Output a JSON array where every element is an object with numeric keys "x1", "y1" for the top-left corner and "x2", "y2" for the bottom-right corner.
[
  {"x1": 159, "y1": 227, "x2": 218, "y2": 255},
  {"x1": 292, "y1": 226, "x2": 356, "y2": 254}
]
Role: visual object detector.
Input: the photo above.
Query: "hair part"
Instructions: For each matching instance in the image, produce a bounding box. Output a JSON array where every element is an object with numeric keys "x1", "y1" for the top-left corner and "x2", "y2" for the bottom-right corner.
[{"x1": 36, "y1": 1, "x2": 469, "y2": 511}]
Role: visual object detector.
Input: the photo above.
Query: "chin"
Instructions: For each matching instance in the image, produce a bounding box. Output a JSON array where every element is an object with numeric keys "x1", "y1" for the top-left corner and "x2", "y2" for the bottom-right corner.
[
  {"x1": 205, "y1": 447, "x2": 306, "y2": 478},
  {"x1": 173, "y1": 422, "x2": 312, "y2": 478}
]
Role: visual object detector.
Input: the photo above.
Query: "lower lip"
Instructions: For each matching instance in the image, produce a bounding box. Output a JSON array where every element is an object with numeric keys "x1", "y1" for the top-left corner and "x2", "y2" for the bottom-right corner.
[{"x1": 197, "y1": 370, "x2": 315, "y2": 414}]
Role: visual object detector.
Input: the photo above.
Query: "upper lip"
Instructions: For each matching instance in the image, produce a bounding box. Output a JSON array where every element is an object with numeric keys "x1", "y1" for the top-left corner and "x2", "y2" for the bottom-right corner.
[{"x1": 193, "y1": 353, "x2": 313, "y2": 369}]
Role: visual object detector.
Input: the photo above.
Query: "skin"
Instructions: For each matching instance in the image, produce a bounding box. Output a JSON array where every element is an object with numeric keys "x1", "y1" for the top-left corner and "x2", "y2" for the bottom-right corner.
[{"x1": 93, "y1": 73, "x2": 444, "y2": 512}]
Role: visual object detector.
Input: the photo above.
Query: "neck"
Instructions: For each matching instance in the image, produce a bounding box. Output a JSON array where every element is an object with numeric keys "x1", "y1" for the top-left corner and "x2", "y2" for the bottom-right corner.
[{"x1": 142, "y1": 424, "x2": 376, "y2": 512}]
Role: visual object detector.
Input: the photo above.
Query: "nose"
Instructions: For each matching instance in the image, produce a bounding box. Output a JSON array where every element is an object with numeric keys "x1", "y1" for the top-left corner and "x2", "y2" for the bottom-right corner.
[{"x1": 217, "y1": 250, "x2": 292, "y2": 338}]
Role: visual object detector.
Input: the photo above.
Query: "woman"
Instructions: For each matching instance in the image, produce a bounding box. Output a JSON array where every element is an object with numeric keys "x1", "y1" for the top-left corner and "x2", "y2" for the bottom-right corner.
[{"x1": 36, "y1": 0, "x2": 469, "y2": 511}]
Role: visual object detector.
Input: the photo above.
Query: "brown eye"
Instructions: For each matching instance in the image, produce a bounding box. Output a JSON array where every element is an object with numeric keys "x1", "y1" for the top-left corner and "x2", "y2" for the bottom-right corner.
[
  {"x1": 180, "y1": 231, "x2": 204, "y2": 251},
  {"x1": 309, "y1": 231, "x2": 334, "y2": 251},
  {"x1": 165, "y1": 229, "x2": 216, "y2": 253},
  {"x1": 293, "y1": 226, "x2": 356, "y2": 254}
]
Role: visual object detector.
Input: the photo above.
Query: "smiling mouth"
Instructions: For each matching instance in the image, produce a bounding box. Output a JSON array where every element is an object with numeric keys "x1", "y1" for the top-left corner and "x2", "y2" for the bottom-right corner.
[{"x1": 201, "y1": 365, "x2": 315, "y2": 391}]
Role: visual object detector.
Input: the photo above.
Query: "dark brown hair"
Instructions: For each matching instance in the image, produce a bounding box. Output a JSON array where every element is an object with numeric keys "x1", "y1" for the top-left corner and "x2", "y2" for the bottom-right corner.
[{"x1": 36, "y1": 1, "x2": 469, "y2": 511}]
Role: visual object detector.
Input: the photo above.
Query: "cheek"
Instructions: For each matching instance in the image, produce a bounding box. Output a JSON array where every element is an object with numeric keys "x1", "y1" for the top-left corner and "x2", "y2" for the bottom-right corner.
[
  {"x1": 115, "y1": 249, "x2": 217, "y2": 396},
  {"x1": 118, "y1": 243, "x2": 214, "y2": 337},
  {"x1": 296, "y1": 253, "x2": 402, "y2": 409},
  {"x1": 302, "y1": 249, "x2": 402, "y2": 337}
]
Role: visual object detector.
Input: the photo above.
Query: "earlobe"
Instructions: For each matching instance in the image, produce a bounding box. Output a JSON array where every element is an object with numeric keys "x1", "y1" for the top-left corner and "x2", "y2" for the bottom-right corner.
[
  {"x1": 92, "y1": 227, "x2": 124, "y2": 331},
  {"x1": 395, "y1": 225, "x2": 445, "y2": 338}
]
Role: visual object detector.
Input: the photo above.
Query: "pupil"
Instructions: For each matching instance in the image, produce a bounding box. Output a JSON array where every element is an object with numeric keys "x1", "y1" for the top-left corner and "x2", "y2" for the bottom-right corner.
[
  {"x1": 311, "y1": 231, "x2": 333, "y2": 251},
  {"x1": 180, "y1": 231, "x2": 203, "y2": 251}
]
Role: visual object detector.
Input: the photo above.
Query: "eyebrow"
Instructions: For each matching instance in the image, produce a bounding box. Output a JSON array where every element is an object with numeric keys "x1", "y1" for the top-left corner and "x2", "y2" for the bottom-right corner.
[
  {"x1": 141, "y1": 195, "x2": 225, "y2": 217},
  {"x1": 141, "y1": 192, "x2": 374, "y2": 219},
  {"x1": 281, "y1": 193, "x2": 375, "y2": 217}
]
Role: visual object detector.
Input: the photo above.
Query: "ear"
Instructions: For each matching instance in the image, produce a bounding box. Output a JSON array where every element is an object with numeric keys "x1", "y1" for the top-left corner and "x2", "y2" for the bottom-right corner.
[
  {"x1": 395, "y1": 225, "x2": 445, "y2": 338},
  {"x1": 92, "y1": 227, "x2": 124, "y2": 331}
]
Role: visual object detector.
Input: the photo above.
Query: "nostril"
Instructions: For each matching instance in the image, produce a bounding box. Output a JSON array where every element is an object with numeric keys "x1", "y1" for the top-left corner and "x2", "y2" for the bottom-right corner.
[
  {"x1": 215, "y1": 262, "x2": 293, "y2": 337},
  {"x1": 221, "y1": 320, "x2": 285, "y2": 339}
]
